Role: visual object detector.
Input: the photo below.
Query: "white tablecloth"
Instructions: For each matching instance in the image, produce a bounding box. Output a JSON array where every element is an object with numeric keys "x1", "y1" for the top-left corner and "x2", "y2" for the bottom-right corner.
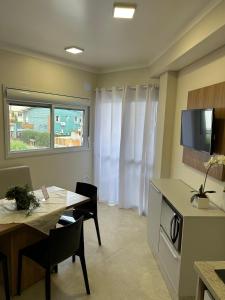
[{"x1": 0, "y1": 186, "x2": 69, "y2": 234}]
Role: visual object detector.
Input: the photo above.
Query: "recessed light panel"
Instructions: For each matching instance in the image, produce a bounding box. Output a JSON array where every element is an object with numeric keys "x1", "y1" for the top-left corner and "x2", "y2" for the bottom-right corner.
[
  {"x1": 113, "y1": 3, "x2": 136, "y2": 19},
  {"x1": 65, "y1": 47, "x2": 84, "y2": 54}
]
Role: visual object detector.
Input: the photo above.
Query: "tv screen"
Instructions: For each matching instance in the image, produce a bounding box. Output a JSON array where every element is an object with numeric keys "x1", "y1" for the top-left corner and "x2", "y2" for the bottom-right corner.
[{"x1": 180, "y1": 108, "x2": 214, "y2": 154}]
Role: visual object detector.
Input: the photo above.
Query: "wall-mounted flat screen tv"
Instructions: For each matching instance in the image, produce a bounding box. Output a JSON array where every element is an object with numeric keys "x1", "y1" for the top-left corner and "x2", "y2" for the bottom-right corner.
[{"x1": 180, "y1": 108, "x2": 214, "y2": 154}]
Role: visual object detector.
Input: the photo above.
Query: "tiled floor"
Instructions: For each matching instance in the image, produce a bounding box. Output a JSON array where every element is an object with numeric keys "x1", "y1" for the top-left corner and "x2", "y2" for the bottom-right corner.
[{"x1": 2, "y1": 204, "x2": 171, "y2": 300}]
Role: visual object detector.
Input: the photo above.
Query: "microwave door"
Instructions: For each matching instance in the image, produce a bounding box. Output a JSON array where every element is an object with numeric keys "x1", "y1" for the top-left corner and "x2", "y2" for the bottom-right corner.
[{"x1": 160, "y1": 200, "x2": 175, "y2": 239}]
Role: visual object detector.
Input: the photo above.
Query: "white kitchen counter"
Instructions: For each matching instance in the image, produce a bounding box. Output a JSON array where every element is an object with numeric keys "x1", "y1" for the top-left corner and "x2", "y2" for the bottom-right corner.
[
  {"x1": 151, "y1": 178, "x2": 225, "y2": 218},
  {"x1": 195, "y1": 261, "x2": 225, "y2": 300}
]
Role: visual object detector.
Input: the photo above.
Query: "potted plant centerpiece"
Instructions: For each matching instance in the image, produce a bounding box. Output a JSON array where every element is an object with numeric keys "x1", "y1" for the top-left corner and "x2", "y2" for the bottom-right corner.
[
  {"x1": 5, "y1": 185, "x2": 40, "y2": 213},
  {"x1": 191, "y1": 155, "x2": 225, "y2": 208}
]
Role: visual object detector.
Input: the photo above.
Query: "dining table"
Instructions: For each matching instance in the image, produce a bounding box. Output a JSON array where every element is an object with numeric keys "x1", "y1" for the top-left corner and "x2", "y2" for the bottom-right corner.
[{"x1": 0, "y1": 186, "x2": 89, "y2": 295}]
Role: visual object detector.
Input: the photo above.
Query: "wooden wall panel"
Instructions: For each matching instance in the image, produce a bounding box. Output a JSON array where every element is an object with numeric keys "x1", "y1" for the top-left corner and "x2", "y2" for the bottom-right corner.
[
  {"x1": 0, "y1": 225, "x2": 45, "y2": 295},
  {"x1": 183, "y1": 81, "x2": 225, "y2": 181}
]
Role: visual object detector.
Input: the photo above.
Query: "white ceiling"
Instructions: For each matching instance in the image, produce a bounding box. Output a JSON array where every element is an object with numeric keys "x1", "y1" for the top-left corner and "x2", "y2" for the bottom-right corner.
[{"x1": 0, "y1": 0, "x2": 218, "y2": 72}]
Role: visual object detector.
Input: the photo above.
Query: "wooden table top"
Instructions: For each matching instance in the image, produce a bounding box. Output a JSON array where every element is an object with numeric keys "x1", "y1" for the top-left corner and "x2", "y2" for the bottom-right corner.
[{"x1": 0, "y1": 186, "x2": 89, "y2": 236}]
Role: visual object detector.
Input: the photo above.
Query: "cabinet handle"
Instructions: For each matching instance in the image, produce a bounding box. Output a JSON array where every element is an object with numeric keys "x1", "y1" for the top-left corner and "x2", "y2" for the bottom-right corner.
[{"x1": 160, "y1": 229, "x2": 179, "y2": 260}]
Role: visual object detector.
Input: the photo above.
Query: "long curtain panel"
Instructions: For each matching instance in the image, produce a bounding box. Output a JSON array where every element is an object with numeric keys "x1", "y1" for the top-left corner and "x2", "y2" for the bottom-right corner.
[
  {"x1": 119, "y1": 86, "x2": 158, "y2": 214},
  {"x1": 94, "y1": 85, "x2": 158, "y2": 214},
  {"x1": 139, "y1": 87, "x2": 159, "y2": 214},
  {"x1": 94, "y1": 88, "x2": 122, "y2": 205}
]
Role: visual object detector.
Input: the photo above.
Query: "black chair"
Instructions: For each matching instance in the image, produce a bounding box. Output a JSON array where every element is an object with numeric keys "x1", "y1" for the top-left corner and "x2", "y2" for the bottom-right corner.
[
  {"x1": 0, "y1": 252, "x2": 10, "y2": 300},
  {"x1": 59, "y1": 182, "x2": 101, "y2": 246},
  {"x1": 17, "y1": 217, "x2": 90, "y2": 300}
]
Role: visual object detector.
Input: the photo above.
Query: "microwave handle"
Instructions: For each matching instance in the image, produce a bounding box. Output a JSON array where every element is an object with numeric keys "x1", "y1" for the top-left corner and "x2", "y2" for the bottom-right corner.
[
  {"x1": 170, "y1": 215, "x2": 179, "y2": 243},
  {"x1": 160, "y1": 229, "x2": 179, "y2": 260}
]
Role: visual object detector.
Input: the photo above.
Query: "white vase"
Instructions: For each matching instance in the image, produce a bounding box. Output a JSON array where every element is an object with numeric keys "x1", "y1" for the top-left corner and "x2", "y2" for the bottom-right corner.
[{"x1": 193, "y1": 197, "x2": 209, "y2": 209}]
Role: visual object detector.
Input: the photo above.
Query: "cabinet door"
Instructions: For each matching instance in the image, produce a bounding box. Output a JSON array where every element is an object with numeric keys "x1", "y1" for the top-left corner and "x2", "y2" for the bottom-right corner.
[
  {"x1": 158, "y1": 228, "x2": 181, "y2": 292},
  {"x1": 147, "y1": 182, "x2": 162, "y2": 255}
]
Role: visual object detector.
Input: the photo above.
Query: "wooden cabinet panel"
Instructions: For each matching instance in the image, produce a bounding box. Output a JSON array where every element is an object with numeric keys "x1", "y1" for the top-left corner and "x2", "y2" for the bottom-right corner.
[
  {"x1": 0, "y1": 225, "x2": 46, "y2": 295},
  {"x1": 183, "y1": 81, "x2": 225, "y2": 181}
]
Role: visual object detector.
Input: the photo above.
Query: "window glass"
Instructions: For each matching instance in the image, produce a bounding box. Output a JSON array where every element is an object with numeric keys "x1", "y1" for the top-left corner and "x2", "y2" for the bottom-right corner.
[
  {"x1": 9, "y1": 105, "x2": 51, "y2": 152},
  {"x1": 54, "y1": 108, "x2": 84, "y2": 148}
]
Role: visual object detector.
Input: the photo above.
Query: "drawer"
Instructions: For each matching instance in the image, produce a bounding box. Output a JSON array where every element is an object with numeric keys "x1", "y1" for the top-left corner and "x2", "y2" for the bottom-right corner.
[{"x1": 158, "y1": 228, "x2": 181, "y2": 291}]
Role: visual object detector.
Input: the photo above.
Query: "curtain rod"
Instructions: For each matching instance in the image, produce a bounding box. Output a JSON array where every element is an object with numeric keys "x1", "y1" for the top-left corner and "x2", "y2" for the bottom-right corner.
[{"x1": 95, "y1": 83, "x2": 159, "y2": 92}]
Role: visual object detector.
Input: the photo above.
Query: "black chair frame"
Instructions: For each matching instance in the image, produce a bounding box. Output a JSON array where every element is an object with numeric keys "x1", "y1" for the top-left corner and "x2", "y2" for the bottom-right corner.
[
  {"x1": 59, "y1": 182, "x2": 101, "y2": 246},
  {"x1": 17, "y1": 217, "x2": 90, "y2": 300}
]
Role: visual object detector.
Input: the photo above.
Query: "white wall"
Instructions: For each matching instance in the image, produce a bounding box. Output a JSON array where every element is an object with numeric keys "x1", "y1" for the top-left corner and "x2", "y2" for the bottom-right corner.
[
  {"x1": 170, "y1": 46, "x2": 225, "y2": 209},
  {"x1": 97, "y1": 67, "x2": 158, "y2": 88},
  {"x1": 0, "y1": 49, "x2": 97, "y2": 191},
  {"x1": 154, "y1": 71, "x2": 177, "y2": 178}
]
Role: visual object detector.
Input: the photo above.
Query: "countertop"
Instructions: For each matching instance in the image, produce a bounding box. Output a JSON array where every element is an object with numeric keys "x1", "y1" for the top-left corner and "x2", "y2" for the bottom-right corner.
[
  {"x1": 151, "y1": 179, "x2": 225, "y2": 218},
  {"x1": 195, "y1": 261, "x2": 225, "y2": 300}
]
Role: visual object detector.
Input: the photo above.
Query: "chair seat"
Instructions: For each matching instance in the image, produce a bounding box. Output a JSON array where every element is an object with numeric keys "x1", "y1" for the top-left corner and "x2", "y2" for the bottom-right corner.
[
  {"x1": 59, "y1": 214, "x2": 75, "y2": 224},
  {"x1": 58, "y1": 209, "x2": 93, "y2": 226},
  {"x1": 73, "y1": 209, "x2": 94, "y2": 221}
]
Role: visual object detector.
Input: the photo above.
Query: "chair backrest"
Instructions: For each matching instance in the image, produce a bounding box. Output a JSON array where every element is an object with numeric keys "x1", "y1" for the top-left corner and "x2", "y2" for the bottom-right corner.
[
  {"x1": 75, "y1": 182, "x2": 98, "y2": 211},
  {"x1": 0, "y1": 166, "x2": 33, "y2": 198},
  {"x1": 48, "y1": 217, "x2": 83, "y2": 265}
]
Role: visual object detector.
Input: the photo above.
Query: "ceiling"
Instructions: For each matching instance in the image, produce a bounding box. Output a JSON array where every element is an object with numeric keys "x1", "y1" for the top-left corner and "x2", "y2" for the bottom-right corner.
[{"x1": 0, "y1": 0, "x2": 218, "y2": 72}]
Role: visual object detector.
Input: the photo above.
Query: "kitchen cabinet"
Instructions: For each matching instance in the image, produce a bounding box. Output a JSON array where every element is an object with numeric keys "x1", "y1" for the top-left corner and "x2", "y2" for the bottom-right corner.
[
  {"x1": 148, "y1": 179, "x2": 225, "y2": 300},
  {"x1": 158, "y1": 228, "x2": 181, "y2": 292}
]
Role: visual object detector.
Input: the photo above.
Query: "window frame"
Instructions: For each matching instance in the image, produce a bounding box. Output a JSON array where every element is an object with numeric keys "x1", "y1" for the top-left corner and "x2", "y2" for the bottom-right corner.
[{"x1": 4, "y1": 91, "x2": 90, "y2": 159}]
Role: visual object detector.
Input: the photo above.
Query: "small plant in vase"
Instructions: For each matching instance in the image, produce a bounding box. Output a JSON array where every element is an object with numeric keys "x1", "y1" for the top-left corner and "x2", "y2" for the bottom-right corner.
[
  {"x1": 191, "y1": 155, "x2": 225, "y2": 208},
  {"x1": 5, "y1": 185, "x2": 40, "y2": 213}
]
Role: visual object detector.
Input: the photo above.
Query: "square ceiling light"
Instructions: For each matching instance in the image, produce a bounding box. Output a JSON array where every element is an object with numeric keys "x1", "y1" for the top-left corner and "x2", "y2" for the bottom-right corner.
[
  {"x1": 113, "y1": 3, "x2": 136, "y2": 19},
  {"x1": 65, "y1": 46, "x2": 84, "y2": 54}
]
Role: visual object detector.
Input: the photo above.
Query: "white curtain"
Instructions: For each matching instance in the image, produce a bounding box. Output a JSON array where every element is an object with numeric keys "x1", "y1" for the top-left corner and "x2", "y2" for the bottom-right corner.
[
  {"x1": 94, "y1": 85, "x2": 158, "y2": 214},
  {"x1": 94, "y1": 88, "x2": 122, "y2": 205}
]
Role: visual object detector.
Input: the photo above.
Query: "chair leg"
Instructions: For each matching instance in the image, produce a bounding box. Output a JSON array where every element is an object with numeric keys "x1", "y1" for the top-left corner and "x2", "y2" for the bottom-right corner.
[
  {"x1": 45, "y1": 268, "x2": 51, "y2": 300},
  {"x1": 72, "y1": 254, "x2": 76, "y2": 263},
  {"x1": 79, "y1": 254, "x2": 90, "y2": 295},
  {"x1": 94, "y1": 216, "x2": 102, "y2": 246},
  {"x1": 17, "y1": 252, "x2": 23, "y2": 296},
  {"x1": 2, "y1": 256, "x2": 10, "y2": 300}
]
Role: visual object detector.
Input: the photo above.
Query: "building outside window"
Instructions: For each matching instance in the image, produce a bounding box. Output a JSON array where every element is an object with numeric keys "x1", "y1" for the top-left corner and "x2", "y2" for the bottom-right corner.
[
  {"x1": 54, "y1": 108, "x2": 84, "y2": 148},
  {"x1": 9, "y1": 105, "x2": 51, "y2": 152}
]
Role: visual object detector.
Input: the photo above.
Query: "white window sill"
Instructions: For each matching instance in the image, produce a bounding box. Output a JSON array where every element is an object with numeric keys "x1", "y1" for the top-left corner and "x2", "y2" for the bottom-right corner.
[{"x1": 6, "y1": 146, "x2": 91, "y2": 159}]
